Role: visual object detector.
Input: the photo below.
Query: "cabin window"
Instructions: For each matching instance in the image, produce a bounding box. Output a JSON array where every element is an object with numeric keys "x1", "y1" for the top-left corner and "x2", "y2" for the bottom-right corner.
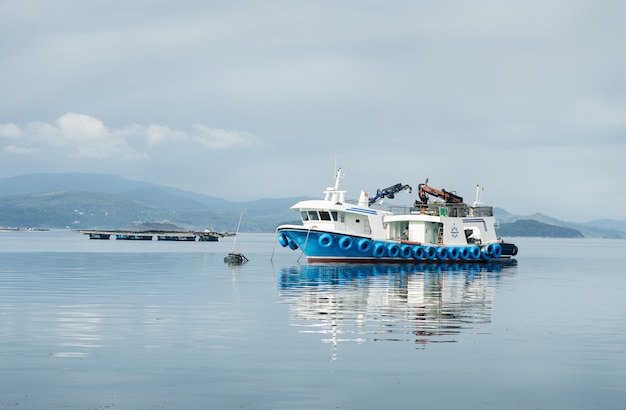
[
  {"x1": 308, "y1": 211, "x2": 319, "y2": 220},
  {"x1": 331, "y1": 211, "x2": 338, "y2": 221},
  {"x1": 319, "y1": 211, "x2": 332, "y2": 221},
  {"x1": 300, "y1": 211, "x2": 309, "y2": 221}
]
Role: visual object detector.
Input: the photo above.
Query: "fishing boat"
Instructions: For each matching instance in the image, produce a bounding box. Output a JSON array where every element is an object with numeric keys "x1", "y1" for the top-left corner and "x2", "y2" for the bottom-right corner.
[{"x1": 276, "y1": 169, "x2": 518, "y2": 263}]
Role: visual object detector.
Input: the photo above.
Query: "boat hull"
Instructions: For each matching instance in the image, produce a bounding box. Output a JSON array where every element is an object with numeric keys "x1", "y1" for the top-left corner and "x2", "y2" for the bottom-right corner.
[{"x1": 277, "y1": 227, "x2": 517, "y2": 263}]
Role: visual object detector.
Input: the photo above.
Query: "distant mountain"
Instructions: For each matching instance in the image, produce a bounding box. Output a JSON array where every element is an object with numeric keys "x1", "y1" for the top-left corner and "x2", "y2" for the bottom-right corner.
[
  {"x1": 580, "y1": 219, "x2": 626, "y2": 233},
  {"x1": 1, "y1": 172, "x2": 624, "y2": 237},
  {"x1": 497, "y1": 219, "x2": 584, "y2": 238},
  {"x1": 0, "y1": 173, "x2": 304, "y2": 231},
  {"x1": 0, "y1": 172, "x2": 235, "y2": 209},
  {"x1": 499, "y1": 212, "x2": 626, "y2": 239}
]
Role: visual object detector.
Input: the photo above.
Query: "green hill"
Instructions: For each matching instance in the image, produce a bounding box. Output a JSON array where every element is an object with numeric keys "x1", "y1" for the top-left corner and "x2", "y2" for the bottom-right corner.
[{"x1": 497, "y1": 219, "x2": 583, "y2": 238}]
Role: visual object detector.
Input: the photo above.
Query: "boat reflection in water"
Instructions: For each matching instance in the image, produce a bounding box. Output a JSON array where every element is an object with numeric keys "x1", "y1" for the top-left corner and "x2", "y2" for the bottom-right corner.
[{"x1": 278, "y1": 261, "x2": 516, "y2": 357}]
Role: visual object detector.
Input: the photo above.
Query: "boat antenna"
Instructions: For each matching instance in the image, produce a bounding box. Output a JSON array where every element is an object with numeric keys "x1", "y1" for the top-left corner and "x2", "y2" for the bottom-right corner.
[{"x1": 473, "y1": 185, "x2": 484, "y2": 206}]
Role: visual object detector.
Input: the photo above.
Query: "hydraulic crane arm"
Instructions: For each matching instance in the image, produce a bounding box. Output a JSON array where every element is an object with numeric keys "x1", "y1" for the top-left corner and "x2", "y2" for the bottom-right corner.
[
  {"x1": 416, "y1": 182, "x2": 463, "y2": 205},
  {"x1": 368, "y1": 183, "x2": 412, "y2": 205}
]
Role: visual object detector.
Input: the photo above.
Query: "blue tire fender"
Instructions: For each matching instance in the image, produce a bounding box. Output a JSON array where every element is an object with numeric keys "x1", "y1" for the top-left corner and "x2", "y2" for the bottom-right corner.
[
  {"x1": 338, "y1": 236, "x2": 353, "y2": 250},
  {"x1": 400, "y1": 244, "x2": 412, "y2": 259},
  {"x1": 277, "y1": 232, "x2": 289, "y2": 247},
  {"x1": 448, "y1": 247, "x2": 460, "y2": 260},
  {"x1": 372, "y1": 242, "x2": 386, "y2": 258},
  {"x1": 288, "y1": 239, "x2": 299, "y2": 250},
  {"x1": 357, "y1": 238, "x2": 371, "y2": 253},
  {"x1": 412, "y1": 245, "x2": 425, "y2": 260},
  {"x1": 387, "y1": 243, "x2": 400, "y2": 258},
  {"x1": 318, "y1": 233, "x2": 333, "y2": 247},
  {"x1": 424, "y1": 246, "x2": 437, "y2": 260},
  {"x1": 436, "y1": 246, "x2": 449, "y2": 260},
  {"x1": 458, "y1": 246, "x2": 470, "y2": 260},
  {"x1": 468, "y1": 245, "x2": 481, "y2": 260}
]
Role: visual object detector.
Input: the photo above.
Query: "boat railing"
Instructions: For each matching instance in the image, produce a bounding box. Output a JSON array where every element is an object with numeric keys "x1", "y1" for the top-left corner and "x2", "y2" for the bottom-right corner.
[
  {"x1": 373, "y1": 202, "x2": 494, "y2": 217},
  {"x1": 469, "y1": 206, "x2": 494, "y2": 217}
]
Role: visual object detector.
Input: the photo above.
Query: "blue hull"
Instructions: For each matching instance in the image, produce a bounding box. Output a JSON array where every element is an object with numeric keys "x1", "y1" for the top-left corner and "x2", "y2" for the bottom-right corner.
[{"x1": 277, "y1": 228, "x2": 516, "y2": 263}]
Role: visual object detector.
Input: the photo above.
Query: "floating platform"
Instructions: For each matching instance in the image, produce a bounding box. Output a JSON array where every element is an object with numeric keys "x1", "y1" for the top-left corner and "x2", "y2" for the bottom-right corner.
[{"x1": 74, "y1": 229, "x2": 234, "y2": 242}]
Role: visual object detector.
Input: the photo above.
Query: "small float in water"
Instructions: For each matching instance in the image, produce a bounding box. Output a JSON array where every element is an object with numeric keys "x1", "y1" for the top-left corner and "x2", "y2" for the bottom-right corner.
[
  {"x1": 224, "y1": 252, "x2": 249, "y2": 264},
  {"x1": 224, "y1": 209, "x2": 248, "y2": 265}
]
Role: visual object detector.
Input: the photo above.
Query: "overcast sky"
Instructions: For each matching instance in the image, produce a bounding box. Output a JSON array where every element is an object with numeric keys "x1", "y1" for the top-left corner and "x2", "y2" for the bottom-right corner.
[{"x1": 1, "y1": 0, "x2": 624, "y2": 222}]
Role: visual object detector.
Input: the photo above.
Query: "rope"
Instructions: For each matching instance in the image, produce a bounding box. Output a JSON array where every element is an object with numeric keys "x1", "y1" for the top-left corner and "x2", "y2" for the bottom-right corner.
[{"x1": 297, "y1": 228, "x2": 313, "y2": 263}]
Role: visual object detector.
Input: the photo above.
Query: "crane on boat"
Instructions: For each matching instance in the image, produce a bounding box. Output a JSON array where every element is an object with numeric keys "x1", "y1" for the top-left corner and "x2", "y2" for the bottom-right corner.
[
  {"x1": 368, "y1": 183, "x2": 412, "y2": 205},
  {"x1": 415, "y1": 179, "x2": 463, "y2": 205}
]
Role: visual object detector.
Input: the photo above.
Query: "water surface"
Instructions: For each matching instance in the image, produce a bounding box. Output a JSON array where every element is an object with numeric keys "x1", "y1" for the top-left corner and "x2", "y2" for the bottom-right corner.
[{"x1": 1, "y1": 231, "x2": 624, "y2": 409}]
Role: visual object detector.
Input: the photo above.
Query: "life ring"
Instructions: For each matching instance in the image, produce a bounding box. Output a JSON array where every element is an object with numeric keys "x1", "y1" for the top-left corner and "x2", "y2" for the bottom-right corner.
[
  {"x1": 357, "y1": 238, "x2": 371, "y2": 253},
  {"x1": 277, "y1": 232, "x2": 289, "y2": 247},
  {"x1": 338, "y1": 236, "x2": 353, "y2": 250},
  {"x1": 400, "y1": 244, "x2": 412, "y2": 259},
  {"x1": 387, "y1": 243, "x2": 401, "y2": 258},
  {"x1": 318, "y1": 233, "x2": 333, "y2": 248}
]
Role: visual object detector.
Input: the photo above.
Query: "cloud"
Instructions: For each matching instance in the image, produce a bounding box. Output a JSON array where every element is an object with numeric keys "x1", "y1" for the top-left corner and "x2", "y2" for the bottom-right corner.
[
  {"x1": 0, "y1": 123, "x2": 21, "y2": 139},
  {"x1": 191, "y1": 125, "x2": 261, "y2": 149},
  {"x1": 145, "y1": 124, "x2": 187, "y2": 146},
  {"x1": 0, "y1": 113, "x2": 263, "y2": 159},
  {"x1": 2, "y1": 145, "x2": 40, "y2": 155}
]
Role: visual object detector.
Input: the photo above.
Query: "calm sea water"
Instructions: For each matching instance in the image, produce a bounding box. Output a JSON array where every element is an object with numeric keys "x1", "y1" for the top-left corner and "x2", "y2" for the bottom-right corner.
[{"x1": 1, "y1": 230, "x2": 625, "y2": 409}]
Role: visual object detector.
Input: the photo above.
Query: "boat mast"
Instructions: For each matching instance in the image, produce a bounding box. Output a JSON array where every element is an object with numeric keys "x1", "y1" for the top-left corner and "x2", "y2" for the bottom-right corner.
[
  {"x1": 333, "y1": 167, "x2": 343, "y2": 190},
  {"x1": 230, "y1": 208, "x2": 245, "y2": 253}
]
